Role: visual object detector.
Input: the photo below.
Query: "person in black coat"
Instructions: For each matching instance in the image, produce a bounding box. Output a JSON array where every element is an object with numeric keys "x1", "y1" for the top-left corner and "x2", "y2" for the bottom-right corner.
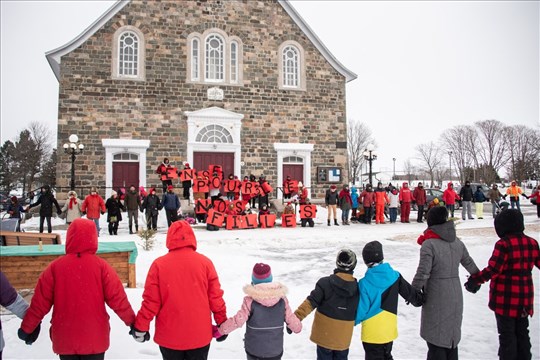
[
  {"x1": 140, "y1": 188, "x2": 162, "y2": 230},
  {"x1": 105, "y1": 190, "x2": 125, "y2": 235},
  {"x1": 459, "y1": 181, "x2": 474, "y2": 220},
  {"x1": 27, "y1": 185, "x2": 61, "y2": 233}
]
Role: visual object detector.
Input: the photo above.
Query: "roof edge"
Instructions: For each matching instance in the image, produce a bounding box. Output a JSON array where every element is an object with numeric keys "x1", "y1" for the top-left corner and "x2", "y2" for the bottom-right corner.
[
  {"x1": 45, "y1": 0, "x2": 130, "y2": 82},
  {"x1": 278, "y1": 0, "x2": 357, "y2": 83}
]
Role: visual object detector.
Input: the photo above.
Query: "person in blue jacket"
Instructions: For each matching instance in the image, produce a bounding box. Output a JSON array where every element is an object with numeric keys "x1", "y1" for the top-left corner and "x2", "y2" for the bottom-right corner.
[
  {"x1": 351, "y1": 186, "x2": 359, "y2": 222},
  {"x1": 473, "y1": 186, "x2": 487, "y2": 219},
  {"x1": 356, "y1": 241, "x2": 424, "y2": 360}
]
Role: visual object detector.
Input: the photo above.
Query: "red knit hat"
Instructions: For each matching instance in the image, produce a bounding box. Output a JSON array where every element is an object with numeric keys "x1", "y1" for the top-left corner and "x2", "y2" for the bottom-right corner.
[
  {"x1": 330, "y1": 185, "x2": 337, "y2": 190},
  {"x1": 167, "y1": 185, "x2": 174, "y2": 191},
  {"x1": 252, "y1": 263, "x2": 272, "y2": 284}
]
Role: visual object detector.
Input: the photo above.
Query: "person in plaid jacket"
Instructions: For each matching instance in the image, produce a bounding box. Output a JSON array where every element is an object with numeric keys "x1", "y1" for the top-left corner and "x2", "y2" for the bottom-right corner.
[{"x1": 465, "y1": 209, "x2": 540, "y2": 360}]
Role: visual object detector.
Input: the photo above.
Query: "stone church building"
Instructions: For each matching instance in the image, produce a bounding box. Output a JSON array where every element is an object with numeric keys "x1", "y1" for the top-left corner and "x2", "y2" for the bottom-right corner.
[{"x1": 49, "y1": 0, "x2": 356, "y2": 200}]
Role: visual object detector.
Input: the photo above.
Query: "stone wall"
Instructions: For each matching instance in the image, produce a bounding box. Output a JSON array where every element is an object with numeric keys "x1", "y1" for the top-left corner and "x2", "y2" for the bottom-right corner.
[{"x1": 56, "y1": 0, "x2": 349, "y2": 200}]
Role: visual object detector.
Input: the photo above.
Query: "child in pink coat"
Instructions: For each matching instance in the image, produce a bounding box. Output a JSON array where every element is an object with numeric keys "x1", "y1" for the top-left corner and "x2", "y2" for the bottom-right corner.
[{"x1": 217, "y1": 263, "x2": 302, "y2": 360}]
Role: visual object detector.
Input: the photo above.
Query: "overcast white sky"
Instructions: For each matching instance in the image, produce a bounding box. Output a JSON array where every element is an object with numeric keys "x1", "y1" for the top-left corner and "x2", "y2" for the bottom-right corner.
[{"x1": 1, "y1": 0, "x2": 538, "y2": 176}]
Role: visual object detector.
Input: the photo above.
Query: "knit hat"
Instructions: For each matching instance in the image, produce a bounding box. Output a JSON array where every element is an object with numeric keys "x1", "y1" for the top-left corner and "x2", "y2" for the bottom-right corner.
[
  {"x1": 111, "y1": 190, "x2": 117, "y2": 197},
  {"x1": 252, "y1": 263, "x2": 273, "y2": 285},
  {"x1": 67, "y1": 190, "x2": 77, "y2": 197},
  {"x1": 336, "y1": 249, "x2": 357, "y2": 272},
  {"x1": 298, "y1": 181, "x2": 303, "y2": 188},
  {"x1": 167, "y1": 185, "x2": 174, "y2": 191},
  {"x1": 184, "y1": 163, "x2": 190, "y2": 167},
  {"x1": 10, "y1": 196, "x2": 17, "y2": 202},
  {"x1": 330, "y1": 185, "x2": 337, "y2": 190},
  {"x1": 494, "y1": 209, "x2": 524, "y2": 238},
  {"x1": 427, "y1": 206, "x2": 448, "y2": 227},
  {"x1": 362, "y1": 241, "x2": 384, "y2": 266}
]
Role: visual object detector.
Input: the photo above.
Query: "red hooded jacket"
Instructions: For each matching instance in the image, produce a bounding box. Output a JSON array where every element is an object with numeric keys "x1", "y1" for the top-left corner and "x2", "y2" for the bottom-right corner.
[
  {"x1": 81, "y1": 193, "x2": 106, "y2": 219},
  {"x1": 20, "y1": 219, "x2": 135, "y2": 355},
  {"x1": 399, "y1": 183, "x2": 412, "y2": 202},
  {"x1": 135, "y1": 221, "x2": 227, "y2": 350},
  {"x1": 442, "y1": 183, "x2": 460, "y2": 205}
]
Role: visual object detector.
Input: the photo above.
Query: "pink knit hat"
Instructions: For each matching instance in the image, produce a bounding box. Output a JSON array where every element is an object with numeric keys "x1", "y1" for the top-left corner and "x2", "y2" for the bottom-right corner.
[{"x1": 252, "y1": 263, "x2": 273, "y2": 284}]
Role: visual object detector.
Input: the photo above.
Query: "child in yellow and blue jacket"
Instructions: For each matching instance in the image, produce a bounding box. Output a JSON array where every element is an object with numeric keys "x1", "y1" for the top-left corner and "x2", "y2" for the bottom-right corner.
[{"x1": 356, "y1": 241, "x2": 424, "y2": 359}]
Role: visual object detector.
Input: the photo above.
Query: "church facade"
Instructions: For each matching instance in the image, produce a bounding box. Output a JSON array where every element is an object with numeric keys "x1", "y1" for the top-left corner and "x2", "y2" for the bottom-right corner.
[{"x1": 49, "y1": 0, "x2": 356, "y2": 200}]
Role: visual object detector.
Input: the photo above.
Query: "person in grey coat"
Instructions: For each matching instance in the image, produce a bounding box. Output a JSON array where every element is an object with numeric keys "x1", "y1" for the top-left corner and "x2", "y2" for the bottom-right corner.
[
  {"x1": 412, "y1": 206, "x2": 479, "y2": 360},
  {"x1": 61, "y1": 190, "x2": 83, "y2": 224}
]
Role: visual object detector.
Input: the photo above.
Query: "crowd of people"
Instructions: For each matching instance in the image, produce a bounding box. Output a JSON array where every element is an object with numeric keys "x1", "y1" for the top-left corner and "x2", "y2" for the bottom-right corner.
[{"x1": 1, "y1": 206, "x2": 538, "y2": 360}]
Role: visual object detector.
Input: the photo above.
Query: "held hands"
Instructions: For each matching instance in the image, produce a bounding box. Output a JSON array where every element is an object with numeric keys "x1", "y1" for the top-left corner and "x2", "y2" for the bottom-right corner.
[
  {"x1": 212, "y1": 324, "x2": 228, "y2": 342},
  {"x1": 464, "y1": 277, "x2": 481, "y2": 294},
  {"x1": 407, "y1": 289, "x2": 425, "y2": 307},
  {"x1": 129, "y1": 325, "x2": 150, "y2": 343},
  {"x1": 18, "y1": 323, "x2": 41, "y2": 345}
]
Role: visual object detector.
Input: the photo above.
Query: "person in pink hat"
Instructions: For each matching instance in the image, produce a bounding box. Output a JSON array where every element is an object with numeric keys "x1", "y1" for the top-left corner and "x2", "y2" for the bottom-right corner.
[{"x1": 216, "y1": 263, "x2": 302, "y2": 360}]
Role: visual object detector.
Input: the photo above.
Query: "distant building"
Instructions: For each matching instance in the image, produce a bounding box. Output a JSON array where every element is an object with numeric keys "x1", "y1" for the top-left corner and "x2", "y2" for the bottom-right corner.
[{"x1": 48, "y1": 0, "x2": 356, "y2": 199}]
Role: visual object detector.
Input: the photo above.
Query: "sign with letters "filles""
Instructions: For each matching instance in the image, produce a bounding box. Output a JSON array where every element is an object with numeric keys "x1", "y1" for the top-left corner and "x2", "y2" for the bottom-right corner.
[{"x1": 207, "y1": 87, "x2": 224, "y2": 101}]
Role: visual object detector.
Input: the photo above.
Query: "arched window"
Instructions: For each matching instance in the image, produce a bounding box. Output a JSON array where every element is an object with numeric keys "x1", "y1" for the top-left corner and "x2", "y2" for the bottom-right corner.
[
  {"x1": 282, "y1": 45, "x2": 299, "y2": 88},
  {"x1": 283, "y1": 156, "x2": 303, "y2": 164},
  {"x1": 113, "y1": 153, "x2": 139, "y2": 161},
  {"x1": 205, "y1": 34, "x2": 224, "y2": 82},
  {"x1": 191, "y1": 38, "x2": 200, "y2": 81},
  {"x1": 196, "y1": 124, "x2": 233, "y2": 143},
  {"x1": 118, "y1": 32, "x2": 139, "y2": 77},
  {"x1": 230, "y1": 41, "x2": 238, "y2": 84}
]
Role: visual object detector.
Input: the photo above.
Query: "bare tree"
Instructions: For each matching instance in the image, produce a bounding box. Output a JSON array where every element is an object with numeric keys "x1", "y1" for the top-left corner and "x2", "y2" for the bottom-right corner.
[
  {"x1": 347, "y1": 119, "x2": 374, "y2": 184},
  {"x1": 474, "y1": 120, "x2": 509, "y2": 183},
  {"x1": 402, "y1": 159, "x2": 416, "y2": 185},
  {"x1": 415, "y1": 141, "x2": 443, "y2": 187},
  {"x1": 444, "y1": 126, "x2": 476, "y2": 183},
  {"x1": 505, "y1": 125, "x2": 540, "y2": 181}
]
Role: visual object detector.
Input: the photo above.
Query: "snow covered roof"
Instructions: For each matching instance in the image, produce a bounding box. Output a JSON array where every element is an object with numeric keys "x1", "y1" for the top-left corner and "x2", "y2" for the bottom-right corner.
[{"x1": 45, "y1": 0, "x2": 357, "y2": 82}]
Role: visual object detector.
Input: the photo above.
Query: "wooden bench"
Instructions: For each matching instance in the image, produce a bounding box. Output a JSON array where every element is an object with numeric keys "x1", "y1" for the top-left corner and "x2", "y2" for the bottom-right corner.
[
  {"x1": 0, "y1": 242, "x2": 137, "y2": 289},
  {"x1": 0, "y1": 231, "x2": 62, "y2": 246}
]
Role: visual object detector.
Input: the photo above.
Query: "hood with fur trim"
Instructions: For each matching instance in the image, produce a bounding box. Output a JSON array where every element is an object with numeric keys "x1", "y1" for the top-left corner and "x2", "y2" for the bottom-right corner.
[
  {"x1": 243, "y1": 282, "x2": 288, "y2": 307},
  {"x1": 65, "y1": 218, "x2": 98, "y2": 255},
  {"x1": 166, "y1": 220, "x2": 197, "y2": 251}
]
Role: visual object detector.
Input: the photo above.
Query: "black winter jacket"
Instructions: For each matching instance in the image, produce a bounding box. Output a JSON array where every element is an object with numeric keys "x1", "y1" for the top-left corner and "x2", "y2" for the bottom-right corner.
[
  {"x1": 105, "y1": 197, "x2": 125, "y2": 222},
  {"x1": 459, "y1": 185, "x2": 474, "y2": 201},
  {"x1": 141, "y1": 194, "x2": 162, "y2": 216},
  {"x1": 29, "y1": 187, "x2": 61, "y2": 216}
]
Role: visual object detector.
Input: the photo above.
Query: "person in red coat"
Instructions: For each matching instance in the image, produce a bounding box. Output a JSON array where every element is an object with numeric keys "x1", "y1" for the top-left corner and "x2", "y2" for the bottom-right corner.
[
  {"x1": 18, "y1": 218, "x2": 135, "y2": 359},
  {"x1": 360, "y1": 185, "x2": 376, "y2": 224},
  {"x1": 374, "y1": 182, "x2": 389, "y2": 224},
  {"x1": 442, "y1": 182, "x2": 460, "y2": 218},
  {"x1": 81, "y1": 186, "x2": 106, "y2": 237},
  {"x1": 132, "y1": 220, "x2": 228, "y2": 359},
  {"x1": 465, "y1": 209, "x2": 540, "y2": 360},
  {"x1": 412, "y1": 182, "x2": 427, "y2": 223},
  {"x1": 398, "y1": 182, "x2": 412, "y2": 223}
]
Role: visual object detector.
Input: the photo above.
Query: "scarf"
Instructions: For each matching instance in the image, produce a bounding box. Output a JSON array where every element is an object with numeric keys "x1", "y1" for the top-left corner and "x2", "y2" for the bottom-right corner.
[{"x1": 69, "y1": 197, "x2": 77, "y2": 210}]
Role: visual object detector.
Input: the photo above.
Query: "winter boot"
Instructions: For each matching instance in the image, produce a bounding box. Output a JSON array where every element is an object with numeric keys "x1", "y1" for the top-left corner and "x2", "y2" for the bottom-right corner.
[
  {"x1": 129, "y1": 226, "x2": 133, "y2": 234},
  {"x1": 327, "y1": 219, "x2": 331, "y2": 226},
  {"x1": 334, "y1": 219, "x2": 340, "y2": 226},
  {"x1": 135, "y1": 225, "x2": 138, "y2": 232}
]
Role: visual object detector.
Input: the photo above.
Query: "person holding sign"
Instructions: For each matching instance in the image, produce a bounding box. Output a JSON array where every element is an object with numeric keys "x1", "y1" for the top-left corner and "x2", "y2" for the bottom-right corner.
[
  {"x1": 300, "y1": 199, "x2": 316, "y2": 227},
  {"x1": 283, "y1": 175, "x2": 295, "y2": 200},
  {"x1": 156, "y1": 158, "x2": 174, "y2": 193},
  {"x1": 180, "y1": 163, "x2": 193, "y2": 200}
]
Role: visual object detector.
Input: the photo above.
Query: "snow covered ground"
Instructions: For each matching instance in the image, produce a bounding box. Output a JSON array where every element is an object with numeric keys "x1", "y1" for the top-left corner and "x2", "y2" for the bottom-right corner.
[{"x1": 1, "y1": 202, "x2": 539, "y2": 360}]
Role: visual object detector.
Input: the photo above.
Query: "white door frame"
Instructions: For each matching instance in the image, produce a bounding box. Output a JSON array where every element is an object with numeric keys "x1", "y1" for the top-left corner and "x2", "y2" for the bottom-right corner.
[{"x1": 274, "y1": 143, "x2": 314, "y2": 199}]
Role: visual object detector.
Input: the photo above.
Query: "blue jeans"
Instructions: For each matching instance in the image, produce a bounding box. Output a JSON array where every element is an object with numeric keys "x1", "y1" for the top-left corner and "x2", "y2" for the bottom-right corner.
[
  {"x1": 316, "y1": 345, "x2": 349, "y2": 360},
  {"x1": 341, "y1": 209, "x2": 350, "y2": 223},
  {"x1": 389, "y1": 207, "x2": 397, "y2": 223},
  {"x1": 510, "y1": 198, "x2": 521, "y2": 211},
  {"x1": 90, "y1": 218, "x2": 100, "y2": 236}
]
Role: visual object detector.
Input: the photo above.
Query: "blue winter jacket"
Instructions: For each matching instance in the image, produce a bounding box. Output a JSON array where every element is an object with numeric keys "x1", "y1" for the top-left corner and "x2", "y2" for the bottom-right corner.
[
  {"x1": 473, "y1": 189, "x2": 486, "y2": 203},
  {"x1": 351, "y1": 187, "x2": 359, "y2": 208},
  {"x1": 161, "y1": 192, "x2": 180, "y2": 211},
  {"x1": 355, "y1": 262, "x2": 420, "y2": 344}
]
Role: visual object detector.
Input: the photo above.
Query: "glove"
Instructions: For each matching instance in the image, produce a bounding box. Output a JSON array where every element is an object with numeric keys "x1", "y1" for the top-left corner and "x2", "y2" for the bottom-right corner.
[
  {"x1": 18, "y1": 323, "x2": 41, "y2": 345},
  {"x1": 213, "y1": 324, "x2": 228, "y2": 342},
  {"x1": 286, "y1": 327, "x2": 292, "y2": 334},
  {"x1": 57, "y1": 210, "x2": 62, "y2": 216},
  {"x1": 464, "y1": 278, "x2": 481, "y2": 294},
  {"x1": 101, "y1": 211, "x2": 106, "y2": 215},
  {"x1": 129, "y1": 325, "x2": 150, "y2": 343}
]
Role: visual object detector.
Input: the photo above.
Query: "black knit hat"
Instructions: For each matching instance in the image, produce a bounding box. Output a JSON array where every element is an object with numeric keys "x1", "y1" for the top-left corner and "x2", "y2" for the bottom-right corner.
[
  {"x1": 336, "y1": 249, "x2": 357, "y2": 272},
  {"x1": 494, "y1": 209, "x2": 524, "y2": 238},
  {"x1": 427, "y1": 206, "x2": 448, "y2": 227},
  {"x1": 362, "y1": 241, "x2": 384, "y2": 266}
]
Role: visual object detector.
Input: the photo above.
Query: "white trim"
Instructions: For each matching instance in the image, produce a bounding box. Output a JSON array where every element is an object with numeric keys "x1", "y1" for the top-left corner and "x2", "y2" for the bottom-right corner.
[
  {"x1": 46, "y1": 0, "x2": 356, "y2": 83},
  {"x1": 185, "y1": 107, "x2": 244, "y2": 176},
  {"x1": 101, "y1": 139, "x2": 150, "y2": 198},
  {"x1": 274, "y1": 143, "x2": 314, "y2": 199}
]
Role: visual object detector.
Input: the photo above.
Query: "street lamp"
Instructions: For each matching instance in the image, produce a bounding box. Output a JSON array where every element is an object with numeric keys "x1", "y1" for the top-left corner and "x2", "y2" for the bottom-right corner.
[
  {"x1": 63, "y1": 134, "x2": 84, "y2": 191},
  {"x1": 392, "y1": 158, "x2": 396, "y2": 180},
  {"x1": 448, "y1": 151, "x2": 453, "y2": 182},
  {"x1": 363, "y1": 144, "x2": 377, "y2": 186}
]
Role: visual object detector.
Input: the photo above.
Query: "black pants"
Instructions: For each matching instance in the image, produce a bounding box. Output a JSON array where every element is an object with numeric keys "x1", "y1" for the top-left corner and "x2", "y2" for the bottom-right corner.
[
  {"x1": 59, "y1": 353, "x2": 105, "y2": 360},
  {"x1": 417, "y1": 204, "x2": 425, "y2": 222},
  {"x1": 316, "y1": 345, "x2": 349, "y2": 360},
  {"x1": 146, "y1": 213, "x2": 158, "y2": 230},
  {"x1": 183, "y1": 186, "x2": 190, "y2": 200},
  {"x1": 39, "y1": 215, "x2": 52, "y2": 233},
  {"x1": 301, "y1": 218, "x2": 314, "y2": 227},
  {"x1": 426, "y1": 342, "x2": 458, "y2": 360},
  {"x1": 159, "y1": 344, "x2": 210, "y2": 360},
  {"x1": 108, "y1": 221, "x2": 119, "y2": 235},
  {"x1": 364, "y1": 206, "x2": 373, "y2": 224},
  {"x1": 162, "y1": 180, "x2": 173, "y2": 193},
  {"x1": 495, "y1": 313, "x2": 531, "y2": 360},
  {"x1": 165, "y1": 209, "x2": 178, "y2": 227},
  {"x1": 536, "y1": 203, "x2": 540, "y2": 218},
  {"x1": 363, "y1": 342, "x2": 393, "y2": 360}
]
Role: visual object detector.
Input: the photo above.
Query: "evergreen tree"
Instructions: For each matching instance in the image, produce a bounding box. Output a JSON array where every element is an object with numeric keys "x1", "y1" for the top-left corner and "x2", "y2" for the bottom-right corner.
[{"x1": 0, "y1": 140, "x2": 16, "y2": 193}]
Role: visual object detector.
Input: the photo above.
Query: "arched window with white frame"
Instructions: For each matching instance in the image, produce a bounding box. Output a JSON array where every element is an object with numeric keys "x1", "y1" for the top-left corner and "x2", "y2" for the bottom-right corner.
[
  {"x1": 196, "y1": 124, "x2": 233, "y2": 143},
  {"x1": 205, "y1": 34, "x2": 224, "y2": 82},
  {"x1": 230, "y1": 41, "x2": 238, "y2": 84},
  {"x1": 112, "y1": 26, "x2": 145, "y2": 81},
  {"x1": 191, "y1": 38, "x2": 200, "y2": 81},
  {"x1": 282, "y1": 45, "x2": 299, "y2": 88}
]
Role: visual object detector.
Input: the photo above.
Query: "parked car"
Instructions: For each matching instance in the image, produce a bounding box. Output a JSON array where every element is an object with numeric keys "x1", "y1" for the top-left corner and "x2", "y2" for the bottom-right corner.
[
  {"x1": 0, "y1": 194, "x2": 11, "y2": 212},
  {"x1": 412, "y1": 188, "x2": 461, "y2": 211}
]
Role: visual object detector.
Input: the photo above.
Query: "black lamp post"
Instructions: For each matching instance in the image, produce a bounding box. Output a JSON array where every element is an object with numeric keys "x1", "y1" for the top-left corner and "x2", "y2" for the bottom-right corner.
[
  {"x1": 363, "y1": 144, "x2": 377, "y2": 186},
  {"x1": 63, "y1": 134, "x2": 84, "y2": 191},
  {"x1": 392, "y1": 157, "x2": 396, "y2": 180}
]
